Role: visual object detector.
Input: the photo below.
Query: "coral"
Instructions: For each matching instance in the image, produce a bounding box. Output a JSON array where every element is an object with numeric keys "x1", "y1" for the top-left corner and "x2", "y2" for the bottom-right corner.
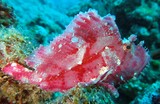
[
  {"x1": 0, "y1": 71, "x2": 51, "y2": 104},
  {"x1": 0, "y1": 1, "x2": 15, "y2": 27},
  {"x1": 50, "y1": 85, "x2": 115, "y2": 104},
  {"x1": 116, "y1": 78, "x2": 148, "y2": 103},
  {"x1": 130, "y1": 81, "x2": 160, "y2": 104},
  {"x1": 66, "y1": 0, "x2": 124, "y2": 17},
  {"x1": 0, "y1": 27, "x2": 33, "y2": 68},
  {"x1": 140, "y1": 59, "x2": 160, "y2": 84},
  {"x1": 113, "y1": 0, "x2": 160, "y2": 49},
  {"x1": 2, "y1": 0, "x2": 72, "y2": 45},
  {"x1": 115, "y1": 59, "x2": 159, "y2": 104}
]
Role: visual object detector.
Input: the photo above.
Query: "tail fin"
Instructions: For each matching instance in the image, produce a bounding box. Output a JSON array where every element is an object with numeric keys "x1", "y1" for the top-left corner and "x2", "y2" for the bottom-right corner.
[{"x1": 2, "y1": 62, "x2": 33, "y2": 83}]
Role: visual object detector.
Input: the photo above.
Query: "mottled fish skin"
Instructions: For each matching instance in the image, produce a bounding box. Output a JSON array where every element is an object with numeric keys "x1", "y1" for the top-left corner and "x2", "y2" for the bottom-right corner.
[{"x1": 2, "y1": 10, "x2": 150, "y2": 96}]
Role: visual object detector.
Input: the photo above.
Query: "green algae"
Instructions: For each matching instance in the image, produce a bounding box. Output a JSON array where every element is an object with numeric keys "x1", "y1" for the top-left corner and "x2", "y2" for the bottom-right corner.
[
  {"x1": 46, "y1": 85, "x2": 115, "y2": 104},
  {"x1": 0, "y1": 27, "x2": 34, "y2": 68}
]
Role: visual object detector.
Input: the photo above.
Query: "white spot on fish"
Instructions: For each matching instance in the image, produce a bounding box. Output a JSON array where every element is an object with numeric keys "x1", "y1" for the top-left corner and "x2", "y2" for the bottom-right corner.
[
  {"x1": 139, "y1": 41, "x2": 144, "y2": 46},
  {"x1": 11, "y1": 63, "x2": 17, "y2": 67},
  {"x1": 105, "y1": 46, "x2": 109, "y2": 49},
  {"x1": 99, "y1": 66, "x2": 109, "y2": 75},
  {"x1": 86, "y1": 15, "x2": 90, "y2": 20},
  {"x1": 45, "y1": 46, "x2": 53, "y2": 55},
  {"x1": 104, "y1": 23, "x2": 108, "y2": 26},
  {"x1": 58, "y1": 44, "x2": 62, "y2": 48},
  {"x1": 24, "y1": 68, "x2": 32, "y2": 72},
  {"x1": 109, "y1": 27, "x2": 113, "y2": 31},
  {"x1": 21, "y1": 77, "x2": 29, "y2": 83},
  {"x1": 90, "y1": 78, "x2": 96, "y2": 81},
  {"x1": 71, "y1": 36, "x2": 79, "y2": 43},
  {"x1": 40, "y1": 82, "x2": 48, "y2": 87},
  {"x1": 13, "y1": 67, "x2": 21, "y2": 72},
  {"x1": 116, "y1": 58, "x2": 121, "y2": 65}
]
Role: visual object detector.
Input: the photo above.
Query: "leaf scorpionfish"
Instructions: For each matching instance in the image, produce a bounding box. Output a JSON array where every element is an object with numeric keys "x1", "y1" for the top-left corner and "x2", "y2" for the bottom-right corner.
[{"x1": 2, "y1": 9, "x2": 150, "y2": 97}]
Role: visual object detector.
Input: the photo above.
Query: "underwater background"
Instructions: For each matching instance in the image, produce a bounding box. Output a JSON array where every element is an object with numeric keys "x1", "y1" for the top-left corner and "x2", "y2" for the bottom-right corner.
[{"x1": 0, "y1": 0, "x2": 160, "y2": 104}]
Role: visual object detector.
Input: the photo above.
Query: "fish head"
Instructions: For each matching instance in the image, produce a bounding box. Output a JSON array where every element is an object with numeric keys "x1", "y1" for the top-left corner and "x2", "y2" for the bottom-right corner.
[{"x1": 118, "y1": 34, "x2": 150, "y2": 79}]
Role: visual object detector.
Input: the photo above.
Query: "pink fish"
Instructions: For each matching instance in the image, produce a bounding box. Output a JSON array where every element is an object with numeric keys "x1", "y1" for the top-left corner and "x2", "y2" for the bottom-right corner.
[{"x1": 2, "y1": 10, "x2": 150, "y2": 97}]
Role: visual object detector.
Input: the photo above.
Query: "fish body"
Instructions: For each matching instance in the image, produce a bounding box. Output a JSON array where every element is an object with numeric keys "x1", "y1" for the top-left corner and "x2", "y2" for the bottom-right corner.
[{"x1": 2, "y1": 10, "x2": 150, "y2": 96}]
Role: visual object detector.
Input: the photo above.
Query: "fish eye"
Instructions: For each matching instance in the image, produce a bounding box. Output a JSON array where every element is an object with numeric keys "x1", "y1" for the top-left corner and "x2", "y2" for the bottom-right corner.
[
  {"x1": 123, "y1": 44, "x2": 131, "y2": 51},
  {"x1": 126, "y1": 45, "x2": 131, "y2": 49}
]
